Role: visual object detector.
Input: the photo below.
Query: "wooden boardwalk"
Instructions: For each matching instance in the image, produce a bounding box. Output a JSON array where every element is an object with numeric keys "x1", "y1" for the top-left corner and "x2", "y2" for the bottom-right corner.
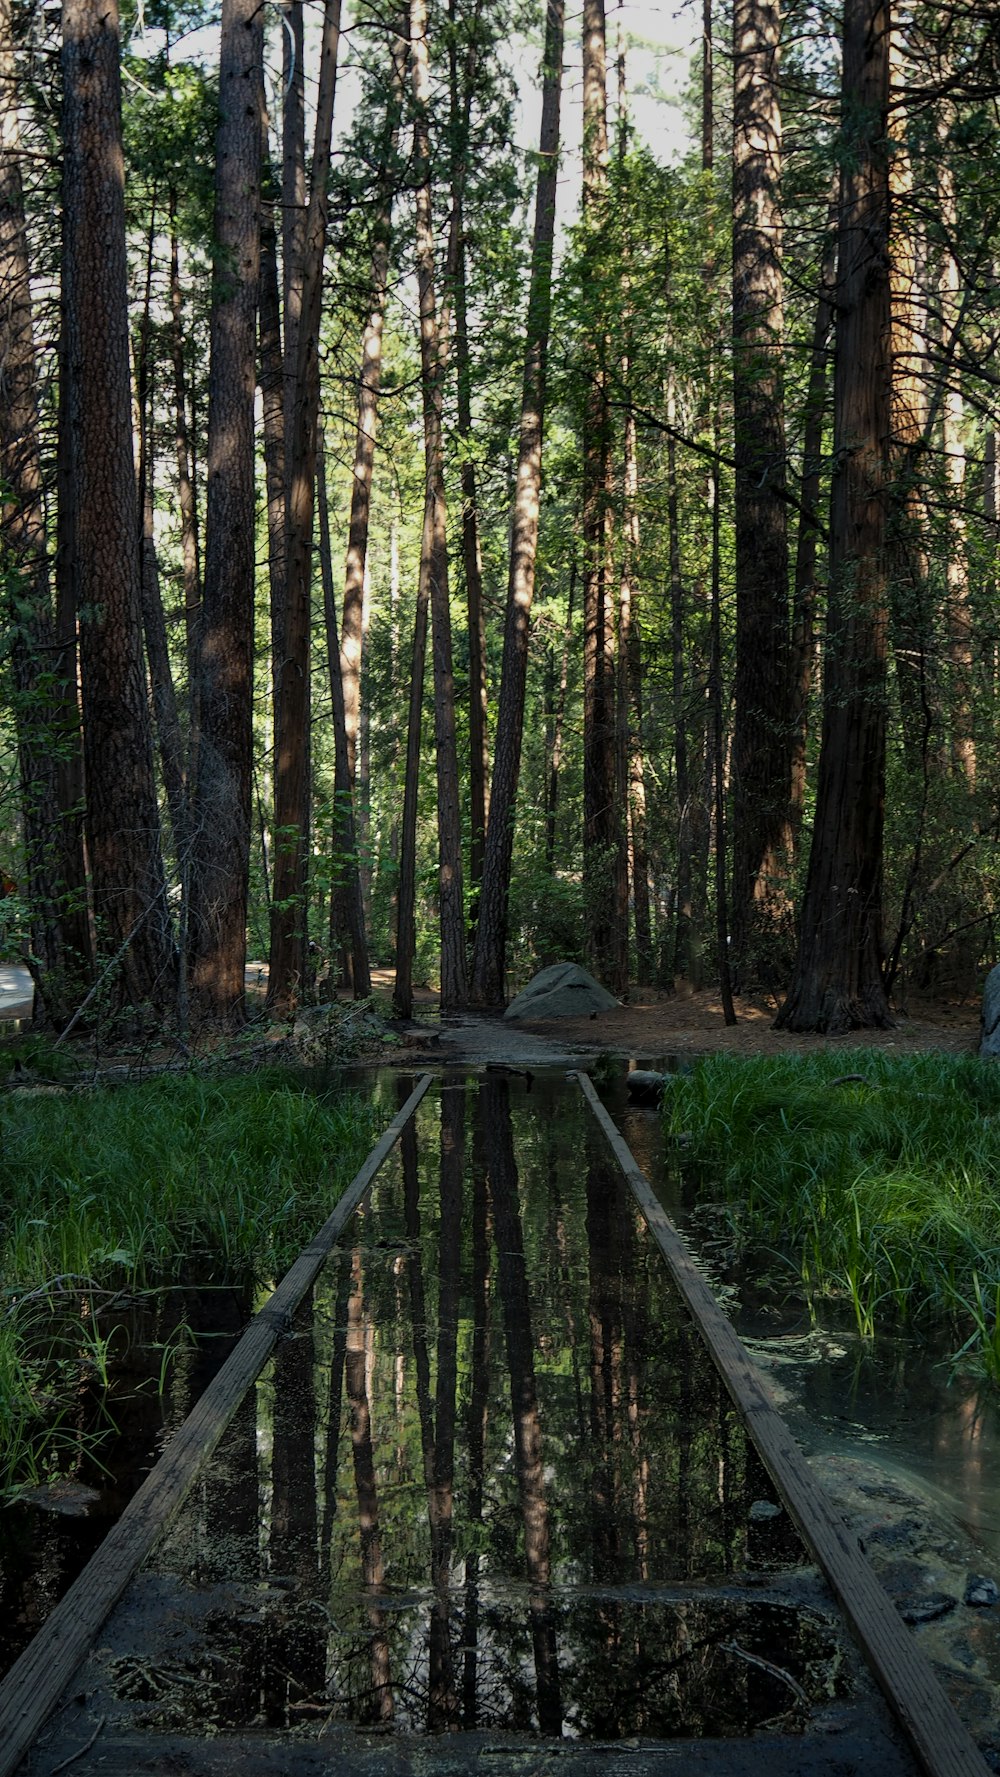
[{"x1": 0, "y1": 1068, "x2": 991, "y2": 1776}]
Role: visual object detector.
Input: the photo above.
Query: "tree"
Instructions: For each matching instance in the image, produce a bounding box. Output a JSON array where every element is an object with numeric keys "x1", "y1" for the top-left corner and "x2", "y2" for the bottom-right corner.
[
  {"x1": 188, "y1": 0, "x2": 264, "y2": 1022},
  {"x1": 730, "y1": 0, "x2": 793, "y2": 981},
  {"x1": 470, "y1": 0, "x2": 565, "y2": 1008},
  {"x1": 776, "y1": 0, "x2": 893, "y2": 1034},
  {"x1": 62, "y1": 0, "x2": 176, "y2": 1013}
]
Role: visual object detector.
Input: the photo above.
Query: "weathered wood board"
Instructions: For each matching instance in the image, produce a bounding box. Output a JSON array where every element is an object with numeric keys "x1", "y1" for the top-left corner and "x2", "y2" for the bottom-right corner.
[
  {"x1": 0, "y1": 1074, "x2": 434, "y2": 1777},
  {"x1": 575, "y1": 1070, "x2": 990, "y2": 1777}
]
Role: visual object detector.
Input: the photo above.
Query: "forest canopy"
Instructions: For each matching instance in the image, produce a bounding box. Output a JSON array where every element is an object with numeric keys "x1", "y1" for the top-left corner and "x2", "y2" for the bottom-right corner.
[{"x1": 1, "y1": 0, "x2": 998, "y2": 1035}]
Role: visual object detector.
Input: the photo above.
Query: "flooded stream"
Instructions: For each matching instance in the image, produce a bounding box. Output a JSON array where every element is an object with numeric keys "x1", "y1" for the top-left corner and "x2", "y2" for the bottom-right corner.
[{"x1": 2, "y1": 1061, "x2": 998, "y2": 1752}]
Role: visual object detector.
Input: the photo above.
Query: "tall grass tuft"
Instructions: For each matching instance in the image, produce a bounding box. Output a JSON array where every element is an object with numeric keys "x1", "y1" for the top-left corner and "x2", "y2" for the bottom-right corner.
[
  {"x1": 0, "y1": 1074, "x2": 376, "y2": 1495},
  {"x1": 664, "y1": 1051, "x2": 1000, "y2": 1376}
]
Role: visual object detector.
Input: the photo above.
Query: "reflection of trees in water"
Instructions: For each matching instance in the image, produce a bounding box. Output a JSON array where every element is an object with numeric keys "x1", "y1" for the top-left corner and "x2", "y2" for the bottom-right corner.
[
  {"x1": 482, "y1": 1074, "x2": 563, "y2": 1734},
  {"x1": 345, "y1": 1243, "x2": 394, "y2": 1720},
  {"x1": 141, "y1": 1074, "x2": 827, "y2": 1740}
]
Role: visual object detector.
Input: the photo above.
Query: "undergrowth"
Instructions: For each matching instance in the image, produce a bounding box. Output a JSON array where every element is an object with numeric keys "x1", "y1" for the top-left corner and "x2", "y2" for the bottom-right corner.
[
  {"x1": 664, "y1": 1050, "x2": 1000, "y2": 1377},
  {"x1": 0, "y1": 1073, "x2": 376, "y2": 1498}
]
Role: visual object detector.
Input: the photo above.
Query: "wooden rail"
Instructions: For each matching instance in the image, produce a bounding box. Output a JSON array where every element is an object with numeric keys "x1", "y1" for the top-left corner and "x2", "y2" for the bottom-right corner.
[
  {"x1": 0, "y1": 1071, "x2": 434, "y2": 1777},
  {"x1": 575, "y1": 1070, "x2": 990, "y2": 1777}
]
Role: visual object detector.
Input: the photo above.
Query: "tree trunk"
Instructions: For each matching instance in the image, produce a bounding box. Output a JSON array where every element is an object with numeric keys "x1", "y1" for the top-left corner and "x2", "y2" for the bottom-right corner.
[
  {"x1": 318, "y1": 432, "x2": 370, "y2": 996},
  {"x1": 730, "y1": 0, "x2": 793, "y2": 981},
  {"x1": 937, "y1": 106, "x2": 975, "y2": 790},
  {"x1": 444, "y1": 6, "x2": 490, "y2": 916},
  {"x1": 0, "y1": 0, "x2": 79, "y2": 999},
  {"x1": 62, "y1": 0, "x2": 176, "y2": 1013},
  {"x1": 544, "y1": 564, "x2": 574, "y2": 877},
  {"x1": 188, "y1": 0, "x2": 263, "y2": 1022},
  {"x1": 776, "y1": 0, "x2": 893, "y2": 1034},
  {"x1": 408, "y1": 0, "x2": 467, "y2": 1010},
  {"x1": 581, "y1": 0, "x2": 624, "y2": 993},
  {"x1": 469, "y1": 0, "x2": 565, "y2": 1008},
  {"x1": 268, "y1": 0, "x2": 343, "y2": 1014},
  {"x1": 167, "y1": 198, "x2": 202, "y2": 754},
  {"x1": 259, "y1": 169, "x2": 286, "y2": 729},
  {"x1": 135, "y1": 211, "x2": 188, "y2": 867},
  {"x1": 789, "y1": 198, "x2": 837, "y2": 845}
]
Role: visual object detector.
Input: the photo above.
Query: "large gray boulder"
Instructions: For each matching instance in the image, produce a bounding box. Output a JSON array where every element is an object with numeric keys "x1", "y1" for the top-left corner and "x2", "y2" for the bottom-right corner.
[
  {"x1": 504, "y1": 962, "x2": 619, "y2": 1021},
  {"x1": 981, "y1": 964, "x2": 1000, "y2": 1056}
]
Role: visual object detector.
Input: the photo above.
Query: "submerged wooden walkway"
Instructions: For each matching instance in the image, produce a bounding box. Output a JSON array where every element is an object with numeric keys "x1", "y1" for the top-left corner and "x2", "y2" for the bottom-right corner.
[{"x1": 0, "y1": 1066, "x2": 991, "y2": 1777}]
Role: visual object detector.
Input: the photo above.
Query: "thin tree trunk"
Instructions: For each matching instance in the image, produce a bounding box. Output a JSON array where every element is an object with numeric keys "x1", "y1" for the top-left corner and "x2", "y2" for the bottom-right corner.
[
  {"x1": 319, "y1": 432, "x2": 371, "y2": 996},
  {"x1": 167, "y1": 198, "x2": 201, "y2": 709},
  {"x1": 730, "y1": 0, "x2": 792, "y2": 980},
  {"x1": 268, "y1": 0, "x2": 343, "y2": 1014},
  {"x1": 407, "y1": 0, "x2": 467, "y2": 1009},
  {"x1": 259, "y1": 169, "x2": 286, "y2": 729},
  {"x1": 135, "y1": 203, "x2": 188, "y2": 865},
  {"x1": 469, "y1": 0, "x2": 564, "y2": 1008},
  {"x1": 62, "y1": 0, "x2": 176, "y2": 1012},
  {"x1": 444, "y1": 6, "x2": 490, "y2": 914},
  {"x1": 544, "y1": 565, "x2": 574, "y2": 877},
  {"x1": 711, "y1": 438, "x2": 736, "y2": 1026},
  {"x1": 937, "y1": 107, "x2": 974, "y2": 790},
  {"x1": 53, "y1": 288, "x2": 92, "y2": 981},
  {"x1": 776, "y1": 0, "x2": 892, "y2": 1034},
  {"x1": 188, "y1": 0, "x2": 263, "y2": 1022},
  {"x1": 789, "y1": 199, "x2": 837, "y2": 845},
  {"x1": 0, "y1": 0, "x2": 78, "y2": 997},
  {"x1": 342, "y1": 18, "x2": 407, "y2": 793},
  {"x1": 581, "y1": 0, "x2": 623, "y2": 993}
]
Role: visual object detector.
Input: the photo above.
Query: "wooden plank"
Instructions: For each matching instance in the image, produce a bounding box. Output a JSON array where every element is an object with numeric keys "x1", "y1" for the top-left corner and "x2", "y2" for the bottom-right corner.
[
  {"x1": 0, "y1": 1072, "x2": 434, "y2": 1777},
  {"x1": 575, "y1": 1071, "x2": 990, "y2": 1777}
]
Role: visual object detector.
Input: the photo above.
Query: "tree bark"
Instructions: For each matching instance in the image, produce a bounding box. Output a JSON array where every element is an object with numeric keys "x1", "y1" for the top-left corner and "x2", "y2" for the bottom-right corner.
[
  {"x1": 0, "y1": 0, "x2": 80, "y2": 997},
  {"x1": 730, "y1": 0, "x2": 793, "y2": 980},
  {"x1": 776, "y1": 0, "x2": 893, "y2": 1034},
  {"x1": 790, "y1": 198, "x2": 837, "y2": 845},
  {"x1": 319, "y1": 432, "x2": 370, "y2": 996},
  {"x1": 581, "y1": 0, "x2": 624, "y2": 993},
  {"x1": 188, "y1": 0, "x2": 263, "y2": 1022},
  {"x1": 469, "y1": 0, "x2": 565, "y2": 1008},
  {"x1": 62, "y1": 0, "x2": 176, "y2": 1013},
  {"x1": 406, "y1": 0, "x2": 467, "y2": 1010},
  {"x1": 268, "y1": 0, "x2": 343, "y2": 1014}
]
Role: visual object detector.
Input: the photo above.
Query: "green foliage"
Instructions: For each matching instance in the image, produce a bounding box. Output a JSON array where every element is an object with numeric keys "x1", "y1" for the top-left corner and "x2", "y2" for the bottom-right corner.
[
  {"x1": 0, "y1": 1075, "x2": 375, "y2": 1495},
  {"x1": 666, "y1": 1051, "x2": 1000, "y2": 1375}
]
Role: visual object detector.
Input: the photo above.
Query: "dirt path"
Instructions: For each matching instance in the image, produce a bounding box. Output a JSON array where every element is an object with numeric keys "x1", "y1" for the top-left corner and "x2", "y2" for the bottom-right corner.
[{"x1": 370, "y1": 973, "x2": 983, "y2": 1067}]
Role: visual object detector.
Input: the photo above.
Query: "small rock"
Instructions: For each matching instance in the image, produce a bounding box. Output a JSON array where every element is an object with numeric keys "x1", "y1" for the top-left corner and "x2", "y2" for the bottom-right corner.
[
  {"x1": 898, "y1": 1593, "x2": 958, "y2": 1626},
  {"x1": 626, "y1": 1070, "x2": 668, "y2": 1104},
  {"x1": 965, "y1": 1575, "x2": 1000, "y2": 1608},
  {"x1": 749, "y1": 1499, "x2": 783, "y2": 1522}
]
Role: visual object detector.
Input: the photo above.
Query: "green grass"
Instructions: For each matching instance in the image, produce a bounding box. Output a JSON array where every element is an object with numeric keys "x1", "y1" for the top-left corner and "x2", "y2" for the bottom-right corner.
[
  {"x1": 664, "y1": 1051, "x2": 1000, "y2": 1375},
  {"x1": 0, "y1": 1073, "x2": 376, "y2": 1496}
]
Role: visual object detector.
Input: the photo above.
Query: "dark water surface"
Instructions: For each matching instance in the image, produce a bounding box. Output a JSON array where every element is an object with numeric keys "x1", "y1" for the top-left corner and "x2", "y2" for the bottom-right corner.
[
  {"x1": 76, "y1": 1072, "x2": 852, "y2": 1743},
  {"x1": 2, "y1": 1062, "x2": 981, "y2": 1748}
]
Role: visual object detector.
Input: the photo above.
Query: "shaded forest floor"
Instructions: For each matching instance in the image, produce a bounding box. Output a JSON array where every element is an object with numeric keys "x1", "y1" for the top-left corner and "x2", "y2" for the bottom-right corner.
[{"x1": 367, "y1": 970, "x2": 984, "y2": 1062}]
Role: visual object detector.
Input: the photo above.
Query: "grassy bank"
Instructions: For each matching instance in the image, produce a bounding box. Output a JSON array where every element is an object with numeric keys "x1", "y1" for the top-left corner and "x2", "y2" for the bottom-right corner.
[
  {"x1": 0, "y1": 1073, "x2": 376, "y2": 1496},
  {"x1": 664, "y1": 1051, "x2": 1000, "y2": 1376}
]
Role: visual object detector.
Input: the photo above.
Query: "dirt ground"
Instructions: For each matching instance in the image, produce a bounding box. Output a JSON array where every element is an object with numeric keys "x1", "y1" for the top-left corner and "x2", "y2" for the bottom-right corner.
[{"x1": 369, "y1": 970, "x2": 985, "y2": 1061}]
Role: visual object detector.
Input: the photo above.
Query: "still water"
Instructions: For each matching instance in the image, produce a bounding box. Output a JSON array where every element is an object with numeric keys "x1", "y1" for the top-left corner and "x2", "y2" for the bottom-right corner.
[{"x1": 2, "y1": 1062, "x2": 992, "y2": 1746}]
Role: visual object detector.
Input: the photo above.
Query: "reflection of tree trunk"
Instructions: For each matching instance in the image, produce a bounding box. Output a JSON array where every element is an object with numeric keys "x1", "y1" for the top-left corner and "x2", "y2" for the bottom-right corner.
[
  {"x1": 428, "y1": 1084, "x2": 463, "y2": 1729},
  {"x1": 346, "y1": 1247, "x2": 394, "y2": 1721},
  {"x1": 462, "y1": 1106, "x2": 492, "y2": 1727},
  {"x1": 320, "y1": 1250, "x2": 351, "y2": 1567},
  {"x1": 400, "y1": 1077, "x2": 459, "y2": 1727},
  {"x1": 483, "y1": 1077, "x2": 562, "y2": 1734},
  {"x1": 586, "y1": 1133, "x2": 621, "y2": 1586},
  {"x1": 266, "y1": 1313, "x2": 322, "y2": 1720}
]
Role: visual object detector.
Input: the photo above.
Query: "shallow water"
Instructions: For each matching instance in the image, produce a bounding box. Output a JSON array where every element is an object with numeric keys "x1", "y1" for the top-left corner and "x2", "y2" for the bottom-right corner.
[{"x1": 3, "y1": 1058, "x2": 996, "y2": 1737}]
